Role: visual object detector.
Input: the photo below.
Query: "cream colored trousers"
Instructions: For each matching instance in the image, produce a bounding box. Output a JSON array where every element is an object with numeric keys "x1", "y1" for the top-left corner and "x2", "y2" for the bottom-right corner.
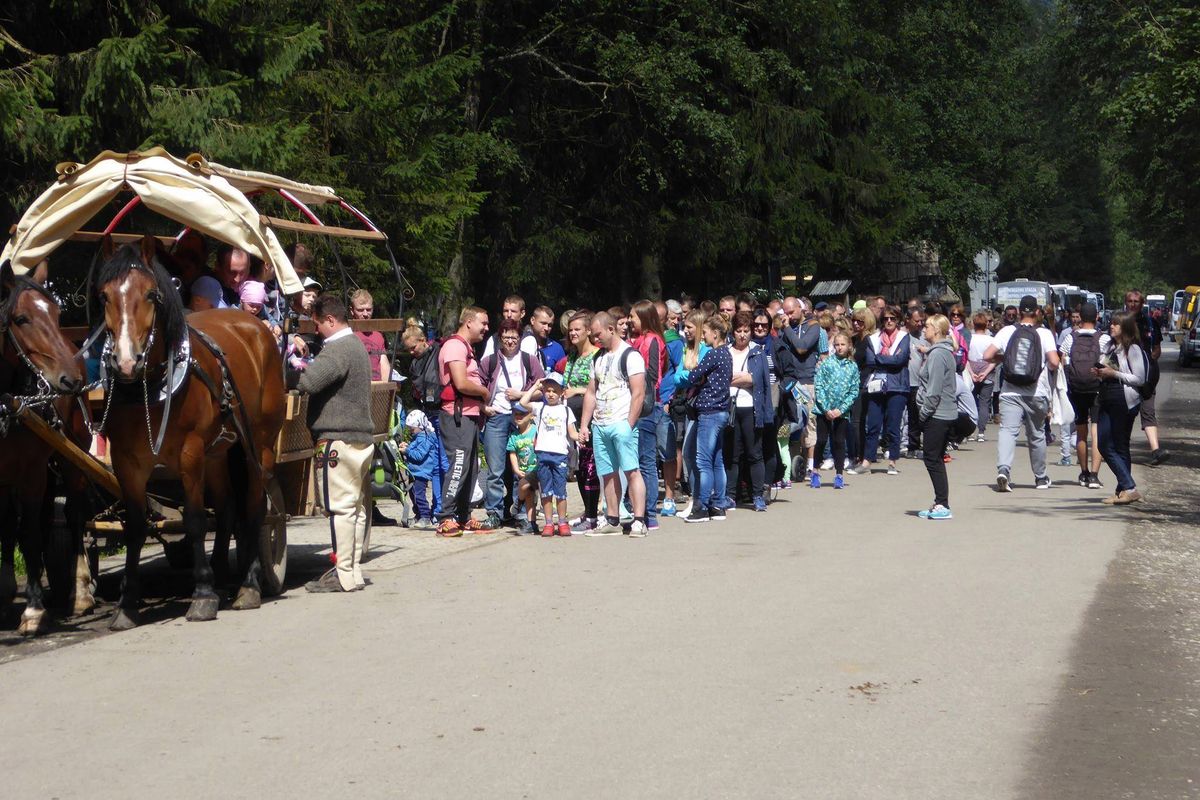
[{"x1": 316, "y1": 439, "x2": 374, "y2": 591}]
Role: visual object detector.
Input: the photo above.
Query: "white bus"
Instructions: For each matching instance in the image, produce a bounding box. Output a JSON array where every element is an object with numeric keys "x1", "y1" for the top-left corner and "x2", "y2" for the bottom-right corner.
[{"x1": 996, "y1": 279, "x2": 1052, "y2": 309}]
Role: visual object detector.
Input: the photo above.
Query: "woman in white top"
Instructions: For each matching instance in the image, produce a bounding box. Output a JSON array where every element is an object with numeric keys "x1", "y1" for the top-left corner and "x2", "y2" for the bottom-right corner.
[
  {"x1": 966, "y1": 311, "x2": 997, "y2": 441},
  {"x1": 725, "y1": 311, "x2": 767, "y2": 511},
  {"x1": 1094, "y1": 311, "x2": 1147, "y2": 505}
]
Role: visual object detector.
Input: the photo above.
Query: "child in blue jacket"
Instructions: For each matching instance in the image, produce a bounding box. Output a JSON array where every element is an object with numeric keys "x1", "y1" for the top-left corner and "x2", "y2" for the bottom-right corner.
[{"x1": 400, "y1": 409, "x2": 447, "y2": 529}]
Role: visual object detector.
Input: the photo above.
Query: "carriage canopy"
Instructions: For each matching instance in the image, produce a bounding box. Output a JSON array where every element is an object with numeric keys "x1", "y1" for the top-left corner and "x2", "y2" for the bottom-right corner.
[{"x1": 1, "y1": 148, "x2": 314, "y2": 295}]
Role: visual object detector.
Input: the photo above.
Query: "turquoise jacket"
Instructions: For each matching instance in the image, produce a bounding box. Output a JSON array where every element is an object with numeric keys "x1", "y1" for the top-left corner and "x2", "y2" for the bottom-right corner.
[
  {"x1": 814, "y1": 354, "x2": 860, "y2": 415},
  {"x1": 675, "y1": 343, "x2": 712, "y2": 388}
]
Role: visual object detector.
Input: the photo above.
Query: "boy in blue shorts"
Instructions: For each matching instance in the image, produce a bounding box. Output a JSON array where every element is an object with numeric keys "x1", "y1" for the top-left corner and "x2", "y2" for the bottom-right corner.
[{"x1": 518, "y1": 374, "x2": 578, "y2": 536}]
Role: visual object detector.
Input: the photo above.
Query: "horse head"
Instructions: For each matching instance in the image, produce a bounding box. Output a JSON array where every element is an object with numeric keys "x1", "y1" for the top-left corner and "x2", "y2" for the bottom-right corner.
[
  {"x1": 96, "y1": 235, "x2": 187, "y2": 382},
  {"x1": 0, "y1": 259, "x2": 84, "y2": 394}
]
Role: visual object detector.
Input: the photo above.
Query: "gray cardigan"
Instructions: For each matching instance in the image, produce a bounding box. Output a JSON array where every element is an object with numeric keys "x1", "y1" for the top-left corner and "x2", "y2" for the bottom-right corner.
[
  {"x1": 297, "y1": 331, "x2": 376, "y2": 444},
  {"x1": 916, "y1": 339, "x2": 959, "y2": 422}
]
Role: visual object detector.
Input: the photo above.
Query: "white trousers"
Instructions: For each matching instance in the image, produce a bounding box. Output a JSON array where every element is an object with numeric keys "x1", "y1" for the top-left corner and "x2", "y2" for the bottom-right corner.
[{"x1": 316, "y1": 440, "x2": 374, "y2": 590}]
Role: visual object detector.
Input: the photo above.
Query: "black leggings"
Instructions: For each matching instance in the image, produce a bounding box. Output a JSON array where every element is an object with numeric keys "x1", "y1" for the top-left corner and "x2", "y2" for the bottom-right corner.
[
  {"x1": 922, "y1": 417, "x2": 953, "y2": 507},
  {"x1": 725, "y1": 406, "x2": 765, "y2": 497},
  {"x1": 814, "y1": 415, "x2": 847, "y2": 475}
]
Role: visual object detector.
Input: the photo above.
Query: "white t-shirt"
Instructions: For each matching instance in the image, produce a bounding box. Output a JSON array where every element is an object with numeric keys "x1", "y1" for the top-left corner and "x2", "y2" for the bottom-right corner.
[
  {"x1": 592, "y1": 342, "x2": 646, "y2": 426},
  {"x1": 993, "y1": 324, "x2": 1058, "y2": 398},
  {"x1": 967, "y1": 332, "x2": 995, "y2": 376},
  {"x1": 729, "y1": 345, "x2": 754, "y2": 408},
  {"x1": 490, "y1": 352, "x2": 526, "y2": 414},
  {"x1": 529, "y1": 401, "x2": 576, "y2": 455}
]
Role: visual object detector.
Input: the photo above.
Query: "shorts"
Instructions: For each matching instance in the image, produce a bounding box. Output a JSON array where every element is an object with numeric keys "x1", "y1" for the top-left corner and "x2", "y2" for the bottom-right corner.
[
  {"x1": 656, "y1": 408, "x2": 677, "y2": 461},
  {"x1": 592, "y1": 420, "x2": 639, "y2": 477},
  {"x1": 1139, "y1": 392, "x2": 1157, "y2": 428},
  {"x1": 1067, "y1": 390, "x2": 1099, "y2": 427},
  {"x1": 799, "y1": 383, "x2": 817, "y2": 442},
  {"x1": 536, "y1": 453, "x2": 568, "y2": 500}
]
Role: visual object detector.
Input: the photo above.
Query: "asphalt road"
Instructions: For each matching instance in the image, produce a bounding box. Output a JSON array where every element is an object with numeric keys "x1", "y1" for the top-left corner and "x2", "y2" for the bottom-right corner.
[{"x1": 2, "y1": 351, "x2": 1196, "y2": 799}]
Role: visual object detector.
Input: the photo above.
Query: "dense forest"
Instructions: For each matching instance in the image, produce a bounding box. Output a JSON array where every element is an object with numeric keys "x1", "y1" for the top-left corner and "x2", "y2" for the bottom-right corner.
[{"x1": 2, "y1": 1, "x2": 1197, "y2": 324}]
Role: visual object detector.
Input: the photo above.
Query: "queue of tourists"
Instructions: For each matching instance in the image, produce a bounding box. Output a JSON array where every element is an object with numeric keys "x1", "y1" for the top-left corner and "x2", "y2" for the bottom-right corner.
[{"x1": 386, "y1": 288, "x2": 1164, "y2": 535}]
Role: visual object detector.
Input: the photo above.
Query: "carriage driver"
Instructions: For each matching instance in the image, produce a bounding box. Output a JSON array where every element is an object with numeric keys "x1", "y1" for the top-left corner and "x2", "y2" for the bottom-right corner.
[{"x1": 298, "y1": 294, "x2": 377, "y2": 593}]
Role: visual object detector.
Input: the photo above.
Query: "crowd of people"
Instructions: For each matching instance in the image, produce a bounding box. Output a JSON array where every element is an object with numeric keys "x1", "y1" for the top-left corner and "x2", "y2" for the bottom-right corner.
[
  {"x1": 388, "y1": 287, "x2": 1167, "y2": 534},
  {"x1": 158, "y1": 236, "x2": 1167, "y2": 585}
]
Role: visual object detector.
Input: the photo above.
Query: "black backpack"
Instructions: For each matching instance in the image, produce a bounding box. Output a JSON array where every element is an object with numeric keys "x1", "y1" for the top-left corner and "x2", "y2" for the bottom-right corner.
[
  {"x1": 1067, "y1": 332, "x2": 1101, "y2": 392},
  {"x1": 409, "y1": 342, "x2": 443, "y2": 408},
  {"x1": 1002, "y1": 326, "x2": 1044, "y2": 387}
]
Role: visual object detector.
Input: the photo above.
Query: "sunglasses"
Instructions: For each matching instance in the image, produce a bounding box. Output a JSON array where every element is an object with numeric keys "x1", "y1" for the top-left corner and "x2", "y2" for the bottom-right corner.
[
  {"x1": 950, "y1": 312, "x2": 963, "y2": 318},
  {"x1": 752, "y1": 322, "x2": 770, "y2": 328},
  {"x1": 883, "y1": 316, "x2": 898, "y2": 321}
]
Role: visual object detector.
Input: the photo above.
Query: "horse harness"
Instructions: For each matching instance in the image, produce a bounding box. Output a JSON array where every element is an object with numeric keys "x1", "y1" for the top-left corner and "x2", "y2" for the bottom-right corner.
[
  {"x1": 0, "y1": 325, "x2": 63, "y2": 439},
  {"x1": 88, "y1": 321, "x2": 259, "y2": 464}
]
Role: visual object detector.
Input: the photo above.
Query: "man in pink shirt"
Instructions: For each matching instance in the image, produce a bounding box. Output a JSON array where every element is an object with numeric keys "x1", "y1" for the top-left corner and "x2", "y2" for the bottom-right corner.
[{"x1": 436, "y1": 306, "x2": 492, "y2": 536}]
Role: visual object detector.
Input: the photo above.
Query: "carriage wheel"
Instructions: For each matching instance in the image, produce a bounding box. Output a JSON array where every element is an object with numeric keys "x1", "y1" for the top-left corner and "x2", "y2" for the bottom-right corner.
[{"x1": 259, "y1": 478, "x2": 288, "y2": 596}]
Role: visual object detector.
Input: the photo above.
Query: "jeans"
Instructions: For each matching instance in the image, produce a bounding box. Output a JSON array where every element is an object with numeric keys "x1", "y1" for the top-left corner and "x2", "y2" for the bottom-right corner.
[
  {"x1": 997, "y1": 394, "x2": 1049, "y2": 479},
  {"x1": 1098, "y1": 388, "x2": 1139, "y2": 492},
  {"x1": 905, "y1": 390, "x2": 923, "y2": 451},
  {"x1": 694, "y1": 410, "x2": 728, "y2": 511},
  {"x1": 682, "y1": 418, "x2": 698, "y2": 495},
  {"x1": 973, "y1": 381, "x2": 994, "y2": 434},
  {"x1": 865, "y1": 391, "x2": 908, "y2": 461},
  {"x1": 410, "y1": 475, "x2": 441, "y2": 519},
  {"x1": 481, "y1": 412, "x2": 514, "y2": 516},
  {"x1": 922, "y1": 417, "x2": 953, "y2": 507},
  {"x1": 637, "y1": 409, "x2": 661, "y2": 525}
]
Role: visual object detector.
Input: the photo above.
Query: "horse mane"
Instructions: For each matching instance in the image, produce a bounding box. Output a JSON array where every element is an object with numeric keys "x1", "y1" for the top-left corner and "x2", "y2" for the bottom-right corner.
[
  {"x1": 0, "y1": 275, "x2": 56, "y2": 330},
  {"x1": 94, "y1": 243, "x2": 189, "y2": 351}
]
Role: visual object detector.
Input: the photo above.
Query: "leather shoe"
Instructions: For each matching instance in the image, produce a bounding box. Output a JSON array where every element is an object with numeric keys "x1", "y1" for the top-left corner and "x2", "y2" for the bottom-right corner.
[{"x1": 305, "y1": 568, "x2": 348, "y2": 593}]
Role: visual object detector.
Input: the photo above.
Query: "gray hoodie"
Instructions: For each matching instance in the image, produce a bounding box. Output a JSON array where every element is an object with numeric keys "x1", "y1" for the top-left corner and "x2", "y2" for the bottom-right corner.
[{"x1": 916, "y1": 339, "x2": 958, "y2": 422}]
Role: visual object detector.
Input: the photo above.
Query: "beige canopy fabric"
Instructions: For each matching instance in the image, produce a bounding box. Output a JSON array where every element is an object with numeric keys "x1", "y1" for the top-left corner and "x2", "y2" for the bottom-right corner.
[
  {"x1": 203, "y1": 160, "x2": 343, "y2": 207},
  {"x1": 1, "y1": 148, "x2": 303, "y2": 295}
]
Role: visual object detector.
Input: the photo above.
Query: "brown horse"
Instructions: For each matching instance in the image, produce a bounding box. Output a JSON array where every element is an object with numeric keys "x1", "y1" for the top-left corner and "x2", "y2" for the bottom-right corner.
[
  {"x1": 0, "y1": 259, "x2": 95, "y2": 635},
  {"x1": 95, "y1": 236, "x2": 285, "y2": 630}
]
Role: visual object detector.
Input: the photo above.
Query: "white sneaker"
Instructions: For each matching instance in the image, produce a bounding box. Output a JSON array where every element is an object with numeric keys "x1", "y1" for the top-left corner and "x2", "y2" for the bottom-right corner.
[
  {"x1": 629, "y1": 521, "x2": 648, "y2": 538},
  {"x1": 820, "y1": 458, "x2": 834, "y2": 470},
  {"x1": 678, "y1": 502, "x2": 693, "y2": 518}
]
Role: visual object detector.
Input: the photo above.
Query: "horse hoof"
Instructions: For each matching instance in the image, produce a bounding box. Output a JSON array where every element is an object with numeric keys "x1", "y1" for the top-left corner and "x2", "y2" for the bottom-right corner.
[
  {"x1": 232, "y1": 587, "x2": 261, "y2": 611},
  {"x1": 110, "y1": 608, "x2": 140, "y2": 631},
  {"x1": 185, "y1": 595, "x2": 219, "y2": 622},
  {"x1": 18, "y1": 608, "x2": 46, "y2": 637},
  {"x1": 72, "y1": 593, "x2": 97, "y2": 617}
]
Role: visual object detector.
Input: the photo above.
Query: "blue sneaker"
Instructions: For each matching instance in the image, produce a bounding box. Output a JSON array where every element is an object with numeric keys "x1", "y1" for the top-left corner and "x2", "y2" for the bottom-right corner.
[
  {"x1": 661, "y1": 498, "x2": 677, "y2": 517},
  {"x1": 753, "y1": 496, "x2": 768, "y2": 512},
  {"x1": 810, "y1": 472, "x2": 821, "y2": 489},
  {"x1": 918, "y1": 504, "x2": 953, "y2": 520},
  {"x1": 834, "y1": 475, "x2": 845, "y2": 490}
]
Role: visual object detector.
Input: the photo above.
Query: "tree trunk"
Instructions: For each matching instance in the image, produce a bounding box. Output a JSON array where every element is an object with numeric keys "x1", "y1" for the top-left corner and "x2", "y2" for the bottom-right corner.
[
  {"x1": 440, "y1": 0, "x2": 485, "y2": 334},
  {"x1": 639, "y1": 251, "x2": 662, "y2": 300}
]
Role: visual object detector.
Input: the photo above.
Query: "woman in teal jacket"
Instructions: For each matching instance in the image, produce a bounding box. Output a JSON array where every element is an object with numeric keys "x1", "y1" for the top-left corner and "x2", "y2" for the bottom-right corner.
[{"x1": 810, "y1": 331, "x2": 860, "y2": 488}]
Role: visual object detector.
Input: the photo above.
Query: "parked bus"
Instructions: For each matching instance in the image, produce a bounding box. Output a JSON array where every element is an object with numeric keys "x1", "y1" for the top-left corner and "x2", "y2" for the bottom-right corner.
[{"x1": 996, "y1": 279, "x2": 1052, "y2": 310}]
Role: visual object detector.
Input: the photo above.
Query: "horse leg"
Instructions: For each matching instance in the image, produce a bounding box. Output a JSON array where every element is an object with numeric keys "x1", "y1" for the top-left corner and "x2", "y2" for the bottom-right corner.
[
  {"x1": 0, "y1": 491, "x2": 16, "y2": 610},
  {"x1": 63, "y1": 471, "x2": 96, "y2": 617},
  {"x1": 232, "y1": 448, "x2": 264, "y2": 611},
  {"x1": 181, "y1": 436, "x2": 219, "y2": 622},
  {"x1": 110, "y1": 496, "x2": 147, "y2": 631},
  {"x1": 17, "y1": 480, "x2": 49, "y2": 636}
]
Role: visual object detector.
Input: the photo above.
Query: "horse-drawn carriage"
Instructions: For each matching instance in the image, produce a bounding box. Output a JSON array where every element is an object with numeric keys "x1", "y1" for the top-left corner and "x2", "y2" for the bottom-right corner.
[{"x1": 1, "y1": 149, "x2": 405, "y2": 633}]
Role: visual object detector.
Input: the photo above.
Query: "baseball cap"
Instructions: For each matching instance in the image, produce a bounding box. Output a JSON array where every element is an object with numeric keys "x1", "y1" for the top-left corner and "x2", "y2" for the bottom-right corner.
[
  {"x1": 852, "y1": 300, "x2": 867, "y2": 310},
  {"x1": 542, "y1": 371, "x2": 564, "y2": 388},
  {"x1": 302, "y1": 276, "x2": 322, "y2": 291},
  {"x1": 1019, "y1": 295, "x2": 1039, "y2": 314}
]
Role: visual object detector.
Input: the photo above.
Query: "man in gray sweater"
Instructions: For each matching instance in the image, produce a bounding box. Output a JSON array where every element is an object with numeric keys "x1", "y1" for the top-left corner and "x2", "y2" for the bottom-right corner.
[{"x1": 298, "y1": 294, "x2": 376, "y2": 592}]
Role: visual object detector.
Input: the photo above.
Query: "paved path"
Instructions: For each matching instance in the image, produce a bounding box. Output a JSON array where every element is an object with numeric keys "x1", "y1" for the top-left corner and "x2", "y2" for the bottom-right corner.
[{"x1": 2, "y1": 353, "x2": 1196, "y2": 799}]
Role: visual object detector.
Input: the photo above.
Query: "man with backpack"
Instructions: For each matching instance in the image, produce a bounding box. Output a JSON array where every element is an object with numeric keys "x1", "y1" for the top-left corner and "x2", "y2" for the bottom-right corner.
[
  {"x1": 1058, "y1": 302, "x2": 1108, "y2": 488},
  {"x1": 579, "y1": 311, "x2": 649, "y2": 537},
  {"x1": 1124, "y1": 290, "x2": 1170, "y2": 465},
  {"x1": 435, "y1": 306, "x2": 494, "y2": 537},
  {"x1": 478, "y1": 319, "x2": 545, "y2": 528},
  {"x1": 983, "y1": 295, "x2": 1061, "y2": 492},
  {"x1": 482, "y1": 294, "x2": 538, "y2": 360}
]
